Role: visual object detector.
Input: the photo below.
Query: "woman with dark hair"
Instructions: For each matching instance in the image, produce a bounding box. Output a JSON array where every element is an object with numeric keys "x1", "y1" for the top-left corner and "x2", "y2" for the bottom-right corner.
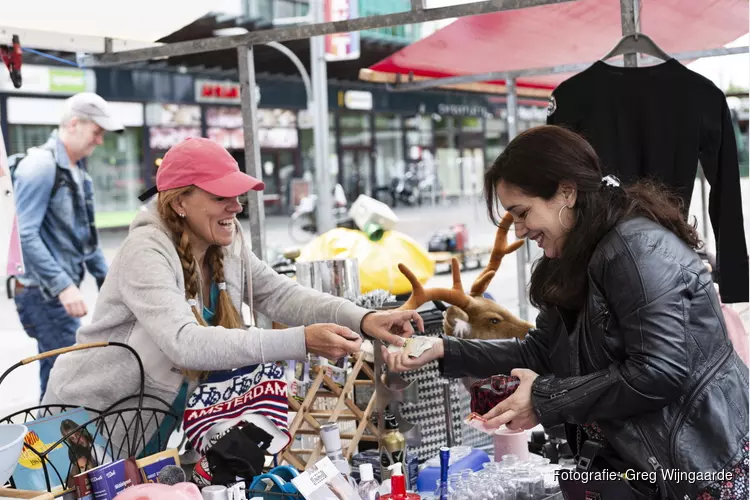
[{"x1": 383, "y1": 126, "x2": 748, "y2": 499}]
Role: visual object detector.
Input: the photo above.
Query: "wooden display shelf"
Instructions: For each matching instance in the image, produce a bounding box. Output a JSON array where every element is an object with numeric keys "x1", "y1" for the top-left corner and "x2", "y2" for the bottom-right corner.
[{"x1": 282, "y1": 353, "x2": 379, "y2": 471}]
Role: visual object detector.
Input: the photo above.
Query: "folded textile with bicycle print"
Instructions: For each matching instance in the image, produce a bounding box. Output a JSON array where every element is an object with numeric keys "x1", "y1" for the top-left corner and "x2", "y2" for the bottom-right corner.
[{"x1": 183, "y1": 363, "x2": 290, "y2": 455}]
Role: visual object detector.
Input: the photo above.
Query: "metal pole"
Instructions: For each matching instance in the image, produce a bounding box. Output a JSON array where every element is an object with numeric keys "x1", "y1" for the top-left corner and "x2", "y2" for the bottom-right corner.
[
  {"x1": 237, "y1": 44, "x2": 266, "y2": 262},
  {"x1": 506, "y1": 77, "x2": 529, "y2": 322},
  {"x1": 311, "y1": 0, "x2": 335, "y2": 233},
  {"x1": 620, "y1": 0, "x2": 638, "y2": 67},
  {"x1": 265, "y1": 41, "x2": 312, "y2": 104}
]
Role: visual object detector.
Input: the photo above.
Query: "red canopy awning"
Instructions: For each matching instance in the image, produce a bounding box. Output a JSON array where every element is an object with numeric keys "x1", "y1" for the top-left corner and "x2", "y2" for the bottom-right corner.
[{"x1": 368, "y1": 0, "x2": 749, "y2": 90}]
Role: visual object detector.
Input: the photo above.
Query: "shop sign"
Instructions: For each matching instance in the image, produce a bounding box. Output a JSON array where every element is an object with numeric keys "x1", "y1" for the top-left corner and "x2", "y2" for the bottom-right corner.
[
  {"x1": 324, "y1": 0, "x2": 360, "y2": 62},
  {"x1": 258, "y1": 128, "x2": 298, "y2": 149},
  {"x1": 146, "y1": 103, "x2": 201, "y2": 127},
  {"x1": 195, "y1": 79, "x2": 260, "y2": 105},
  {"x1": 207, "y1": 127, "x2": 245, "y2": 150},
  {"x1": 493, "y1": 105, "x2": 550, "y2": 123},
  {"x1": 206, "y1": 107, "x2": 297, "y2": 129},
  {"x1": 149, "y1": 127, "x2": 202, "y2": 150},
  {"x1": 257, "y1": 108, "x2": 297, "y2": 128},
  {"x1": 518, "y1": 105, "x2": 549, "y2": 122},
  {"x1": 436, "y1": 103, "x2": 492, "y2": 117},
  {"x1": 297, "y1": 109, "x2": 314, "y2": 129},
  {"x1": 206, "y1": 106, "x2": 243, "y2": 128},
  {"x1": 342, "y1": 90, "x2": 372, "y2": 111},
  {"x1": 0, "y1": 64, "x2": 94, "y2": 95},
  {"x1": 206, "y1": 127, "x2": 298, "y2": 150},
  {"x1": 49, "y1": 68, "x2": 86, "y2": 93},
  {"x1": 205, "y1": 107, "x2": 298, "y2": 149}
]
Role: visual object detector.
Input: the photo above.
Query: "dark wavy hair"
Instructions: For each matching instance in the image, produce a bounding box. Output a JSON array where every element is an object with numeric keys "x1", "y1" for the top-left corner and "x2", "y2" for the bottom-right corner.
[{"x1": 484, "y1": 125, "x2": 702, "y2": 310}]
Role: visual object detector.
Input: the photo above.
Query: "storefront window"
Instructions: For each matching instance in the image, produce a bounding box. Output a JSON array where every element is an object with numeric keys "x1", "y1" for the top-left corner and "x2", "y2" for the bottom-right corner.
[
  {"x1": 486, "y1": 116, "x2": 508, "y2": 164},
  {"x1": 374, "y1": 113, "x2": 404, "y2": 195},
  {"x1": 460, "y1": 116, "x2": 483, "y2": 133},
  {"x1": 339, "y1": 112, "x2": 371, "y2": 147},
  {"x1": 404, "y1": 115, "x2": 431, "y2": 135},
  {"x1": 88, "y1": 128, "x2": 144, "y2": 213},
  {"x1": 517, "y1": 106, "x2": 548, "y2": 131},
  {"x1": 404, "y1": 115, "x2": 432, "y2": 144},
  {"x1": 337, "y1": 112, "x2": 371, "y2": 200},
  {"x1": 146, "y1": 103, "x2": 202, "y2": 164},
  {"x1": 274, "y1": 0, "x2": 308, "y2": 18},
  {"x1": 339, "y1": 113, "x2": 370, "y2": 130},
  {"x1": 460, "y1": 147, "x2": 485, "y2": 196},
  {"x1": 299, "y1": 112, "x2": 337, "y2": 203},
  {"x1": 206, "y1": 106, "x2": 244, "y2": 150},
  {"x1": 433, "y1": 116, "x2": 461, "y2": 197},
  {"x1": 8, "y1": 124, "x2": 56, "y2": 155},
  {"x1": 9, "y1": 124, "x2": 145, "y2": 216},
  {"x1": 404, "y1": 114, "x2": 433, "y2": 160}
]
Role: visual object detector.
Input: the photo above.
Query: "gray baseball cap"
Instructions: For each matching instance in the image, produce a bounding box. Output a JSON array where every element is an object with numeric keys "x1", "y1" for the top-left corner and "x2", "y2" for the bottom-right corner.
[{"x1": 63, "y1": 92, "x2": 124, "y2": 132}]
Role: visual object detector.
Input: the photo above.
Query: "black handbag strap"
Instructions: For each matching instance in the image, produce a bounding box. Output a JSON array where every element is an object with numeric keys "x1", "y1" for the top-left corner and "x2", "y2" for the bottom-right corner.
[{"x1": 571, "y1": 436, "x2": 661, "y2": 500}]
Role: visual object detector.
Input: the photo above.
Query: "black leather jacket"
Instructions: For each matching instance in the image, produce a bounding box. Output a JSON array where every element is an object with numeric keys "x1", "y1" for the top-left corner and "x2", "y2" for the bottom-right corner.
[{"x1": 440, "y1": 217, "x2": 749, "y2": 499}]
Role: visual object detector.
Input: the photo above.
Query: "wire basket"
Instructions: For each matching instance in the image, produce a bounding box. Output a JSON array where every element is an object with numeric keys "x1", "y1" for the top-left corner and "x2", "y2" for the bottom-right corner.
[{"x1": 0, "y1": 342, "x2": 181, "y2": 495}]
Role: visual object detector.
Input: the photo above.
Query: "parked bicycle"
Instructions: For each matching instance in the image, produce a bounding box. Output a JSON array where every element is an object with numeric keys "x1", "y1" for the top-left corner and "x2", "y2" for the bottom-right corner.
[{"x1": 288, "y1": 183, "x2": 356, "y2": 243}]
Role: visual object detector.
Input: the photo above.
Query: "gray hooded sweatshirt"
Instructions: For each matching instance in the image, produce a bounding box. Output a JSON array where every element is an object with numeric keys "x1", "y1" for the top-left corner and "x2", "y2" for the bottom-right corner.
[{"x1": 42, "y1": 202, "x2": 369, "y2": 453}]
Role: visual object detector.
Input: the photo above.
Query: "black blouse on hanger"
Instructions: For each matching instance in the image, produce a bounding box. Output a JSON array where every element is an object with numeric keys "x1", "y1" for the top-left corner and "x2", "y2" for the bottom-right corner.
[{"x1": 547, "y1": 58, "x2": 748, "y2": 303}]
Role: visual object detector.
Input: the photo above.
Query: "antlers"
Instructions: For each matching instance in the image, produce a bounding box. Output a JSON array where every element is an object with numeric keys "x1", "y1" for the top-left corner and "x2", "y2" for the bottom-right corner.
[
  {"x1": 397, "y1": 258, "x2": 469, "y2": 311},
  {"x1": 397, "y1": 212, "x2": 523, "y2": 311},
  {"x1": 469, "y1": 212, "x2": 524, "y2": 297}
]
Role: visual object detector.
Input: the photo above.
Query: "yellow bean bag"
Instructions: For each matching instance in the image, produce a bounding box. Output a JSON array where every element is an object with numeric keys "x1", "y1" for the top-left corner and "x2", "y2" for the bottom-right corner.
[{"x1": 298, "y1": 228, "x2": 435, "y2": 295}]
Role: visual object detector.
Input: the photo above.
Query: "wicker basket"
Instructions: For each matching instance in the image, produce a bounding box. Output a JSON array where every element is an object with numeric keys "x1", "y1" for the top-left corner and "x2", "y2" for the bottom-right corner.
[{"x1": 0, "y1": 342, "x2": 180, "y2": 495}]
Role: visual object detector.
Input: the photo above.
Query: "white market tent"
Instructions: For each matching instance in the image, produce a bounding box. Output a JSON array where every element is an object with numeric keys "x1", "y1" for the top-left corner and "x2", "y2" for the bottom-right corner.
[{"x1": 1, "y1": 1, "x2": 213, "y2": 50}]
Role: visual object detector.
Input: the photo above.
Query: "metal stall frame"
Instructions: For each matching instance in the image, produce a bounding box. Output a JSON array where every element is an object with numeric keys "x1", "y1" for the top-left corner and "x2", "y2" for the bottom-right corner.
[
  {"x1": 74, "y1": 0, "x2": 580, "y2": 263},
  {"x1": 19, "y1": 0, "x2": 747, "y2": 322},
  {"x1": 366, "y1": 0, "x2": 749, "y2": 321}
]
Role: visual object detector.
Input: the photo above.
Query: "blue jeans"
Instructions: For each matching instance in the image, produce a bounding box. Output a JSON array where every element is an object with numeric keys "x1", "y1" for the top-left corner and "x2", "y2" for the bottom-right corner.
[{"x1": 14, "y1": 286, "x2": 79, "y2": 400}]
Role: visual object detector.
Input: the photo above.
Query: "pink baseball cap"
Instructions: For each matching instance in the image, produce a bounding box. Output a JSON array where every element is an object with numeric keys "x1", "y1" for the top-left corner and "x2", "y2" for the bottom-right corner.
[{"x1": 138, "y1": 137, "x2": 264, "y2": 201}]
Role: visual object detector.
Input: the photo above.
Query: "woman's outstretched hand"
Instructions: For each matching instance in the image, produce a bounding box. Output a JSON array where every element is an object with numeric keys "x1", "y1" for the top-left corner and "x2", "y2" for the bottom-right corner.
[
  {"x1": 304, "y1": 323, "x2": 363, "y2": 360},
  {"x1": 380, "y1": 339, "x2": 444, "y2": 373}
]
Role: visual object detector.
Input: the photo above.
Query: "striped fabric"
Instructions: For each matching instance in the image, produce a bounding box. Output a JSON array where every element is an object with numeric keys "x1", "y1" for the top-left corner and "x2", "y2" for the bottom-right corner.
[{"x1": 182, "y1": 362, "x2": 289, "y2": 454}]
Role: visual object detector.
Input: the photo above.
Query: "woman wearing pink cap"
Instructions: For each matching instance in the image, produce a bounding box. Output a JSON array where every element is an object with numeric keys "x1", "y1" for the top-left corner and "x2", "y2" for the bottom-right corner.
[{"x1": 43, "y1": 138, "x2": 423, "y2": 456}]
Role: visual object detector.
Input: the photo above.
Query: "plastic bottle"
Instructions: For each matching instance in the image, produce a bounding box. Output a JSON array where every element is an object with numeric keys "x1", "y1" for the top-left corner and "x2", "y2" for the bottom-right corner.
[
  {"x1": 357, "y1": 463, "x2": 381, "y2": 500},
  {"x1": 380, "y1": 463, "x2": 421, "y2": 500},
  {"x1": 319, "y1": 422, "x2": 357, "y2": 489}
]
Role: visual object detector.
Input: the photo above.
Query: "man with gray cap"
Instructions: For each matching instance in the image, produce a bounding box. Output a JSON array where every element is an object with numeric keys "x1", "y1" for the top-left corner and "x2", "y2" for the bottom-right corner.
[{"x1": 12, "y1": 92, "x2": 123, "y2": 399}]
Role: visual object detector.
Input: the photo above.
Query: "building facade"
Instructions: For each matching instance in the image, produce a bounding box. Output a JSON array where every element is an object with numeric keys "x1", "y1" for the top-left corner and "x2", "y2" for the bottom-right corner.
[{"x1": 0, "y1": 64, "x2": 548, "y2": 226}]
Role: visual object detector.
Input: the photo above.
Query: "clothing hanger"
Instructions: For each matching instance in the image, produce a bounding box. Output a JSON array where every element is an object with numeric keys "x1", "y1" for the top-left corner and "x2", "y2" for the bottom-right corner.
[{"x1": 600, "y1": 32, "x2": 672, "y2": 63}]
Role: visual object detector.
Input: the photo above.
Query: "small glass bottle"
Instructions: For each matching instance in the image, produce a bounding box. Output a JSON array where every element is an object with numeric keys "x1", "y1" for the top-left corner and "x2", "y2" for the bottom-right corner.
[{"x1": 357, "y1": 463, "x2": 380, "y2": 500}]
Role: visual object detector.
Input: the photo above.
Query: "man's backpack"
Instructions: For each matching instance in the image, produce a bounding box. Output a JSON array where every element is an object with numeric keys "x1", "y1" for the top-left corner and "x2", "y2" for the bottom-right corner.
[
  {"x1": 6, "y1": 143, "x2": 70, "y2": 299},
  {"x1": 8, "y1": 144, "x2": 68, "y2": 200}
]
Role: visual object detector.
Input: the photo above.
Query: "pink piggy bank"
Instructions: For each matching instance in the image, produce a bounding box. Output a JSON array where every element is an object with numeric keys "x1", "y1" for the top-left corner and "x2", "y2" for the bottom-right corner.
[{"x1": 113, "y1": 482, "x2": 203, "y2": 500}]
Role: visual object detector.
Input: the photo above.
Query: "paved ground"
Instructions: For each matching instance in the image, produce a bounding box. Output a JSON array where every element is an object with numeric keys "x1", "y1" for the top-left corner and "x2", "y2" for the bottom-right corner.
[{"x1": 1, "y1": 179, "x2": 748, "y2": 416}]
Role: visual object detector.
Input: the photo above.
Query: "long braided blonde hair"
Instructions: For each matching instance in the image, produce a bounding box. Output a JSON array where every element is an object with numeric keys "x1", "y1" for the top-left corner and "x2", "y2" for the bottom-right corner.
[{"x1": 157, "y1": 187, "x2": 244, "y2": 379}]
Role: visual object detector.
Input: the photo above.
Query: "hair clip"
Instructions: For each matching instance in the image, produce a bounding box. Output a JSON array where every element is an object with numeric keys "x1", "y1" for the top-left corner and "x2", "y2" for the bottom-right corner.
[
  {"x1": 187, "y1": 298, "x2": 198, "y2": 308},
  {"x1": 217, "y1": 282, "x2": 227, "y2": 290},
  {"x1": 601, "y1": 174, "x2": 621, "y2": 188}
]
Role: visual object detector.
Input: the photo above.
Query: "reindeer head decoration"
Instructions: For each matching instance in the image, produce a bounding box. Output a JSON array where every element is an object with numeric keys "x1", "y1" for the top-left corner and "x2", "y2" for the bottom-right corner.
[{"x1": 397, "y1": 213, "x2": 534, "y2": 341}]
